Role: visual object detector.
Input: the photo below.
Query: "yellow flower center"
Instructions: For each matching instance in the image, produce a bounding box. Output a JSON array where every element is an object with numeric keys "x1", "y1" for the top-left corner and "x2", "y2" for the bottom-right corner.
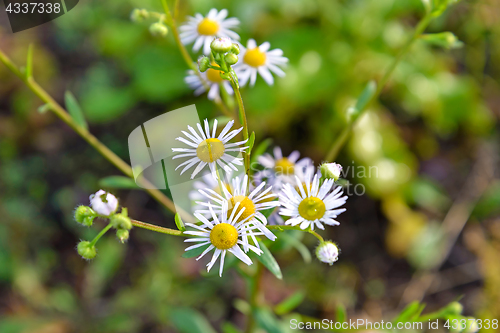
[
  {"x1": 244, "y1": 47, "x2": 267, "y2": 67},
  {"x1": 275, "y1": 158, "x2": 295, "y2": 176},
  {"x1": 228, "y1": 195, "x2": 256, "y2": 222},
  {"x1": 294, "y1": 182, "x2": 308, "y2": 194},
  {"x1": 206, "y1": 68, "x2": 224, "y2": 83},
  {"x1": 210, "y1": 223, "x2": 238, "y2": 250},
  {"x1": 298, "y1": 197, "x2": 326, "y2": 221},
  {"x1": 196, "y1": 138, "x2": 225, "y2": 163},
  {"x1": 197, "y1": 18, "x2": 219, "y2": 36}
]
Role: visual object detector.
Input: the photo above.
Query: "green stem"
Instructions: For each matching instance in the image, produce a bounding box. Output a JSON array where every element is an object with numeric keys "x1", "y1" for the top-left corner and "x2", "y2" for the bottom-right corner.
[
  {"x1": 325, "y1": 13, "x2": 433, "y2": 162},
  {"x1": 158, "y1": 0, "x2": 233, "y2": 118},
  {"x1": 90, "y1": 223, "x2": 113, "y2": 247},
  {"x1": 131, "y1": 219, "x2": 185, "y2": 236},
  {"x1": 229, "y1": 78, "x2": 250, "y2": 179},
  {"x1": 267, "y1": 225, "x2": 324, "y2": 242},
  {"x1": 0, "y1": 48, "x2": 193, "y2": 224}
]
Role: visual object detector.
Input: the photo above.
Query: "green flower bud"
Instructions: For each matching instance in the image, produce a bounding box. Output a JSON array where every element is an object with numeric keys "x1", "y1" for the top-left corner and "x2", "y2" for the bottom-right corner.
[
  {"x1": 198, "y1": 56, "x2": 210, "y2": 72},
  {"x1": 444, "y1": 302, "x2": 463, "y2": 315},
  {"x1": 320, "y1": 162, "x2": 342, "y2": 181},
  {"x1": 130, "y1": 8, "x2": 149, "y2": 23},
  {"x1": 116, "y1": 229, "x2": 130, "y2": 243},
  {"x1": 77, "y1": 241, "x2": 96, "y2": 260},
  {"x1": 74, "y1": 205, "x2": 96, "y2": 226},
  {"x1": 463, "y1": 318, "x2": 478, "y2": 333},
  {"x1": 211, "y1": 37, "x2": 232, "y2": 53},
  {"x1": 110, "y1": 213, "x2": 132, "y2": 230},
  {"x1": 224, "y1": 53, "x2": 238, "y2": 66},
  {"x1": 149, "y1": 22, "x2": 168, "y2": 37},
  {"x1": 230, "y1": 43, "x2": 240, "y2": 55}
]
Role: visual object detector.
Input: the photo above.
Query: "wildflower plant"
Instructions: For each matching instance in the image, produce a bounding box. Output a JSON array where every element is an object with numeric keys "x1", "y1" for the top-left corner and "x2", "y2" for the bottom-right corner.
[{"x1": 0, "y1": 0, "x2": 478, "y2": 331}]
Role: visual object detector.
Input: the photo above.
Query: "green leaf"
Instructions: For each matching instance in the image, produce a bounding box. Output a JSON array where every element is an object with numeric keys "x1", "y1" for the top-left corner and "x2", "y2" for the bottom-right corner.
[
  {"x1": 353, "y1": 81, "x2": 377, "y2": 118},
  {"x1": 253, "y1": 307, "x2": 284, "y2": 333},
  {"x1": 255, "y1": 241, "x2": 282, "y2": 280},
  {"x1": 336, "y1": 304, "x2": 347, "y2": 323},
  {"x1": 65, "y1": 91, "x2": 88, "y2": 130},
  {"x1": 274, "y1": 291, "x2": 305, "y2": 315},
  {"x1": 247, "y1": 131, "x2": 256, "y2": 155},
  {"x1": 393, "y1": 301, "x2": 425, "y2": 323},
  {"x1": 222, "y1": 322, "x2": 242, "y2": 333},
  {"x1": 170, "y1": 308, "x2": 217, "y2": 333},
  {"x1": 175, "y1": 213, "x2": 186, "y2": 232},
  {"x1": 182, "y1": 243, "x2": 210, "y2": 258},
  {"x1": 279, "y1": 233, "x2": 311, "y2": 263},
  {"x1": 250, "y1": 138, "x2": 273, "y2": 164},
  {"x1": 26, "y1": 44, "x2": 34, "y2": 78},
  {"x1": 421, "y1": 32, "x2": 463, "y2": 49},
  {"x1": 99, "y1": 176, "x2": 140, "y2": 189}
]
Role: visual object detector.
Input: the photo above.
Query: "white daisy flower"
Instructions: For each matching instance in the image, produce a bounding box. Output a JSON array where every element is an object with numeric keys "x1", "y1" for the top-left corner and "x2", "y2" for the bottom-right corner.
[
  {"x1": 280, "y1": 173, "x2": 347, "y2": 230},
  {"x1": 185, "y1": 68, "x2": 233, "y2": 101},
  {"x1": 234, "y1": 39, "x2": 288, "y2": 86},
  {"x1": 189, "y1": 170, "x2": 235, "y2": 214},
  {"x1": 89, "y1": 190, "x2": 118, "y2": 216},
  {"x1": 195, "y1": 174, "x2": 279, "y2": 242},
  {"x1": 179, "y1": 9, "x2": 240, "y2": 55},
  {"x1": 255, "y1": 146, "x2": 312, "y2": 189},
  {"x1": 184, "y1": 201, "x2": 273, "y2": 277},
  {"x1": 172, "y1": 119, "x2": 248, "y2": 179}
]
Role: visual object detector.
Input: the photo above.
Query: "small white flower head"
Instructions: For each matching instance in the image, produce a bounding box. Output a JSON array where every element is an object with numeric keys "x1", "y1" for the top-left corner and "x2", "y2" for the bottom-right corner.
[
  {"x1": 211, "y1": 37, "x2": 233, "y2": 53},
  {"x1": 320, "y1": 162, "x2": 342, "y2": 181},
  {"x1": 316, "y1": 241, "x2": 339, "y2": 265},
  {"x1": 180, "y1": 9, "x2": 240, "y2": 55},
  {"x1": 89, "y1": 190, "x2": 118, "y2": 216},
  {"x1": 195, "y1": 174, "x2": 279, "y2": 241},
  {"x1": 184, "y1": 201, "x2": 274, "y2": 277},
  {"x1": 185, "y1": 69, "x2": 233, "y2": 101},
  {"x1": 189, "y1": 170, "x2": 235, "y2": 214},
  {"x1": 234, "y1": 39, "x2": 288, "y2": 86},
  {"x1": 279, "y1": 172, "x2": 347, "y2": 230},
  {"x1": 171, "y1": 119, "x2": 248, "y2": 179}
]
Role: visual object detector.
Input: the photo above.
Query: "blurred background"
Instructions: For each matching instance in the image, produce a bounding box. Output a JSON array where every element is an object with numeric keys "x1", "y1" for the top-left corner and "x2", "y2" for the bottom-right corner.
[{"x1": 1, "y1": 0, "x2": 499, "y2": 332}]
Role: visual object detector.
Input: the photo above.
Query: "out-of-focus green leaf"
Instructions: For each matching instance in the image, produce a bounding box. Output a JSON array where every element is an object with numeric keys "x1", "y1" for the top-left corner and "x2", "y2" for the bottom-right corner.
[
  {"x1": 182, "y1": 243, "x2": 210, "y2": 258},
  {"x1": 65, "y1": 91, "x2": 88, "y2": 130},
  {"x1": 472, "y1": 182, "x2": 500, "y2": 219},
  {"x1": 170, "y1": 308, "x2": 217, "y2": 333},
  {"x1": 274, "y1": 291, "x2": 305, "y2": 315},
  {"x1": 393, "y1": 301, "x2": 425, "y2": 323},
  {"x1": 222, "y1": 322, "x2": 243, "y2": 333},
  {"x1": 353, "y1": 81, "x2": 377, "y2": 118},
  {"x1": 421, "y1": 32, "x2": 463, "y2": 49},
  {"x1": 255, "y1": 241, "x2": 282, "y2": 280},
  {"x1": 251, "y1": 138, "x2": 273, "y2": 164},
  {"x1": 408, "y1": 222, "x2": 446, "y2": 269},
  {"x1": 253, "y1": 307, "x2": 284, "y2": 333},
  {"x1": 99, "y1": 176, "x2": 139, "y2": 189},
  {"x1": 279, "y1": 233, "x2": 311, "y2": 263},
  {"x1": 175, "y1": 213, "x2": 186, "y2": 232},
  {"x1": 248, "y1": 131, "x2": 256, "y2": 155},
  {"x1": 336, "y1": 304, "x2": 347, "y2": 323}
]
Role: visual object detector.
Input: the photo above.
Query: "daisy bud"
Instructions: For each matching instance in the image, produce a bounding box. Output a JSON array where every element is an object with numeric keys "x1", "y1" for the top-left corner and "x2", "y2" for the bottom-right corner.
[
  {"x1": 315, "y1": 241, "x2": 339, "y2": 265},
  {"x1": 116, "y1": 229, "x2": 130, "y2": 243},
  {"x1": 210, "y1": 37, "x2": 232, "y2": 53},
  {"x1": 130, "y1": 8, "x2": 149, "y2": 23},
  {"x1": 149, "y1": 22, "x2": 168, "y2": 37},
  {"x1": 463, "y1": 318, "x2": 478, "y2": 333},
  {"x1": 77, "y1": 241, "x2": 97, "y2": 260},
  {"x1": 74, "y1": 205, "x2": 96, "y2": 227},
  {"x1": 89, "y1": 190, "x2": 118, "y2": 216},
  {"x1": 444, "y1": 302, "x2": 463, "y2": 315},
  {"x1": 198, "y1": 56, "x2": 210, "y2": 72},
  {"x1": 224, "y1": 53, "x2": 238, "y2": 66},
  {"x1": 110, "y1": 213, "x2": 132, "y2": 230},
  {"x1": 320, "y1": 162, "x2": 343, "y2": 181},
  {"x1": 230, "y1": 43, "x2": 240, "y2": 55}
]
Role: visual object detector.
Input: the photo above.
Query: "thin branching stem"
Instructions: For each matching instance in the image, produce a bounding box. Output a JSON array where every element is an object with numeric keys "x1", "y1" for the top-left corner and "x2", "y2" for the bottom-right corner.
[
  {"x1": 325, "y1": 13, "x2": 433, "y2": 162},
  {"x1": 229, "y1": 78, "x2": 251, "y2": 178}
]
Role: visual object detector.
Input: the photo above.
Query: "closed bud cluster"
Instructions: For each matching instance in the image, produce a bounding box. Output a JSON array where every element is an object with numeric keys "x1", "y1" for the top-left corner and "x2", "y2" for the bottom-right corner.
[
  {"x1": 316, "y1": 241, "x2": 339, "y2": 265},
  {"x1": 110, "y1": 213, "x2": 132, "y2": 230},
  {"x1": 210, "y1": 37, "x2": 232, "y2": 53},
  {"x1": 77, "y1": 241, "x2": 96, "y2": 260},
  {"x1": 149, "y1": 22, "x2": 168, "y2": 37},
  {"x1": 230, "y1": 43, "x2": 240, "y2": 55},
  {"x1": 116, "y1": 229, "x2": 130, "y2": 243},
  {"x1": 74, "y1": 205, "x2": 96, "y2": 227},
  {"x1": 130, "y1": 8, "x2": 149, "y2": 23},
  {"x1": 198, "y1": 56, "x2": 210, "y2": 72},
  {"x1": 320, "y1": 162, "x2": 342, "y2": 181},
  {"x1": 224, "y1": 53, "x2": 238, "y2": 66}
]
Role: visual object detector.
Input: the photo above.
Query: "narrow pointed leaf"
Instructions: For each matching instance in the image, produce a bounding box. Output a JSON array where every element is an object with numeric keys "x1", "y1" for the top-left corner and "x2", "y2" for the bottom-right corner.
[
  {"x1": 256, "y1": 241, "x2": 282, "y2": 280},
  {"x1": 336, "y1": 304, "x2": 347, "y2": 323},
  {"x1": 170, "y1": 308, "x2": 217, "y2": 333},
  {"x1": 175, "y1": 213, "x2": 186, "y2": 232},
  {"x1": 274, "y1": 291, "x2": 305, "y2": 315},
  {"x1": 65, "y1": 91, "x2": 88, "y2": 130}
]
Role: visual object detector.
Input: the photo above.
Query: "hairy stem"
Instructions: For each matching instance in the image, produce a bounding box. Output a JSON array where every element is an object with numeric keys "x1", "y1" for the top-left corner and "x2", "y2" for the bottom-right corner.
[
  {"x1": 0, "y1": 49, "x2": 193, "y2": 223},
  {"x1": 325, "y1": 13, "x2": 433, "y2": 162},
  {"x1": 132, "y1": 219, "x2": 185, "y2": 236},
  {"x1": 267, "y1": 225, "x2": 324, "y2": 242},
  {"x1": 90, "y1": 223, "x2": 113, "y2": 246}
]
